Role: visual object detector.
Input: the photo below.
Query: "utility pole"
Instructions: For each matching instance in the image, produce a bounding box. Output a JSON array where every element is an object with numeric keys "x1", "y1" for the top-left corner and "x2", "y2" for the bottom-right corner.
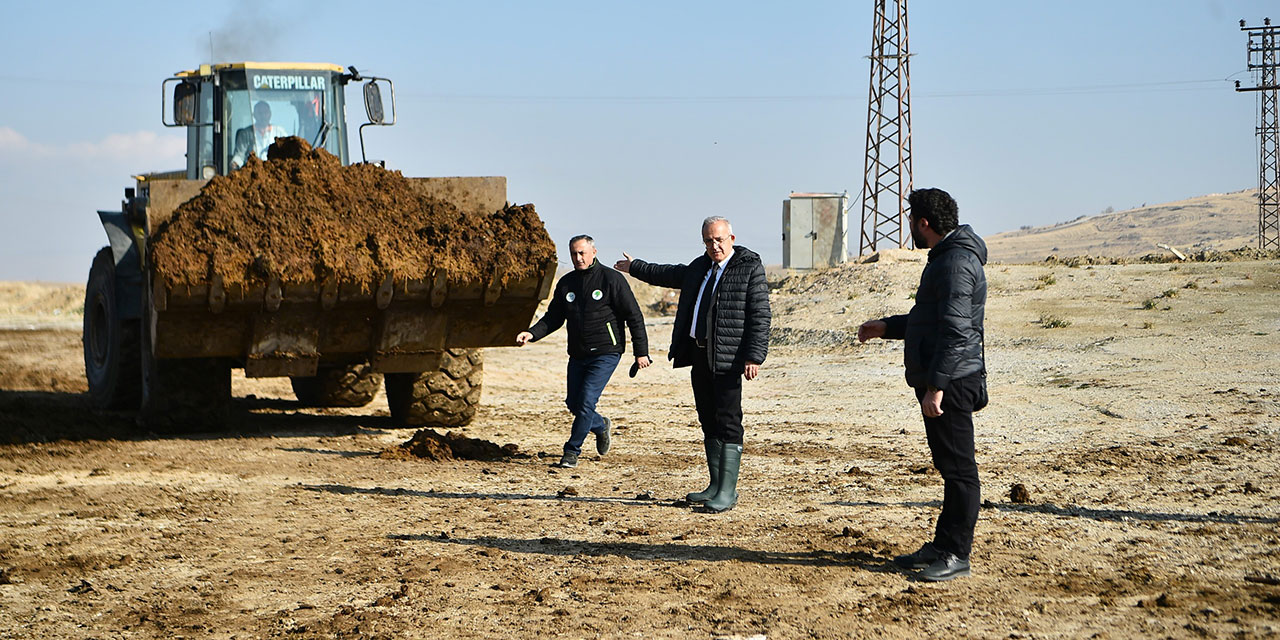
[
  {"x1": 1237, "y1": 18, "x2": 1280, "y2": 251},
  {"x1": 859, "y1": 0, "x2": 913, "y2": 255}
]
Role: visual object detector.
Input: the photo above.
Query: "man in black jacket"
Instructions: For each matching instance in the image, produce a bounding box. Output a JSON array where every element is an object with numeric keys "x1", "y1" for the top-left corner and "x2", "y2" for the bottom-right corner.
[
  {"x1": 615, "y1": 216, "x2": 771, "y2": 513},
  {"x1": 858, "y1": 188, "x2": 988, "y2": 582},
  {"x1": 518, "y1": 235, "x2": 650, "y2": 469}
]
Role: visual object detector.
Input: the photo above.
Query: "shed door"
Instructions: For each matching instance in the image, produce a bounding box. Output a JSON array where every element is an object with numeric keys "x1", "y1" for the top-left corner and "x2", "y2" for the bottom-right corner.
[{"x1": 790, "y1": 198, "x2": 814, "y2": 269}]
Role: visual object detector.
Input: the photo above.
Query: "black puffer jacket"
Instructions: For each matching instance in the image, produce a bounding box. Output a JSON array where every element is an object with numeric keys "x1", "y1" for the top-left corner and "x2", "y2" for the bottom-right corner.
[
  {"x1": 528, "y1": 260, "x2": 648, "y2": 359},
  {"x1": 882, "y1": 225, "x2": 987, "y2": 390},
  {"x1": 630, "y1": 247, "x2": 770, "y2": 374}
]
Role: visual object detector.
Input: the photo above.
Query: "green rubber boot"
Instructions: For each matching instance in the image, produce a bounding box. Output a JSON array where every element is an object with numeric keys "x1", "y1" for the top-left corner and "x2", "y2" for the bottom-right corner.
[
  {"x1": 685, "y1": 438, "x2": 723, "y2": 503},
  {"x1": 702, "y1": 443, "x2": 742, "y2": 513}
]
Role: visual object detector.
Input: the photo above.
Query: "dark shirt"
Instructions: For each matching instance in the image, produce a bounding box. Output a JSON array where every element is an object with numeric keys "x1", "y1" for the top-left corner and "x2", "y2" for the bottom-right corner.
[{"x1": 528, "y1": 260, "x2": 648, "y2": 359}]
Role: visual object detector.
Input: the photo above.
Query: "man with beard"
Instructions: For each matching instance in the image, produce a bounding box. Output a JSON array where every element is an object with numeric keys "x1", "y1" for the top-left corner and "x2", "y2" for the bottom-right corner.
[{"x1": 858, "y1": 188, "x2": 988, "y2": 581}]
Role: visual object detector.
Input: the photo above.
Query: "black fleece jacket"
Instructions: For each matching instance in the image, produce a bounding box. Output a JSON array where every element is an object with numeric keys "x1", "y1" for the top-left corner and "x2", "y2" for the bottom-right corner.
[
  {"x1": 527, "y1": 260, "x2": 648, "y2": 359},
  {"x1": 881, "y1": 225, "x2": 988, "y2": 390},
  {"x1": 629, "y1": 246, "x2": 770, "y2": 375}
]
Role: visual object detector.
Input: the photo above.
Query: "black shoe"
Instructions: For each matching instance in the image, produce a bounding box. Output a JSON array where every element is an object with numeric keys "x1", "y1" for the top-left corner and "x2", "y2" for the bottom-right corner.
[
  {"x1": 893, "y1": 542, "x2": 943, "y2": 570},
  {"x1": 556, "y1": 452, "x2": 579, "y2": 468},
  {"x1": 919, "y1": 553, "x2": 971, "y2": 582},
  {"x1": 596, "y1": 418, "x2": 612, "y2": 455}
]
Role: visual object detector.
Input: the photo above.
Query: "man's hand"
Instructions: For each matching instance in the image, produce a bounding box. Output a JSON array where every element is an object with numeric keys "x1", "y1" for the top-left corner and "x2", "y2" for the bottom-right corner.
[
  {"x1": 857, "y1": 319, "x2": 886, "y2": 343},
  {"x1": 921, "y1": 388, "x2": 944, "y2": 417},
  {"x1": 515, "y1": 331, "x2": 533, "y2": 346},
  {"x1": 635, "y1": 355, "x2": 651, "y2": 369},
  {"x1": 744, "y1": 361, "x2": 761, "y2": 381},
  {"x1": 614, "y1": 252, "x2": 634, "y2": 273}
]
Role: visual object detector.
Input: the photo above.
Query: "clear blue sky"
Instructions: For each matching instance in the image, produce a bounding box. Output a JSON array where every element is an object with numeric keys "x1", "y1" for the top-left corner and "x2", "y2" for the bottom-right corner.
[{"x1": 0, "y1": 0, "x2": 1272, "y2": 282}]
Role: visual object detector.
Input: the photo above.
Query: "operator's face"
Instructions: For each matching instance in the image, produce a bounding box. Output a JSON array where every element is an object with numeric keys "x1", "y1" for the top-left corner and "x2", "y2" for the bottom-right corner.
[
  {"x1": 702, "y1": 221, "x2": 735, "y2": 263},
  {"x1": 569, "y1": 239, "x2": 597, "y2": 270}
]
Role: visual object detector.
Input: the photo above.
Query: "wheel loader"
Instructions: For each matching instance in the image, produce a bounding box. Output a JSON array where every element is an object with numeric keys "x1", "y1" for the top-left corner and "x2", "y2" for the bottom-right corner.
[{"x1": 83, "y1": 62, "x2": 555, "y2": 429}]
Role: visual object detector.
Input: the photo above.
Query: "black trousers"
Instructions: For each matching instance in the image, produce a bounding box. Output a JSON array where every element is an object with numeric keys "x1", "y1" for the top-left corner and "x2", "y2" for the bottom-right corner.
[
  {"x1": 915, "y1": 372, "x2": 983, "y2": 558},
  {"x1": 690, "y1": 346, "x2": 744, "y2": 445}
]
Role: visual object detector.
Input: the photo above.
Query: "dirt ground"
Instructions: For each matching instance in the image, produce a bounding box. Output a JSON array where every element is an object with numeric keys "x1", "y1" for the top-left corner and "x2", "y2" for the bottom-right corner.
[{"x1": 0, "y1": 258, "x2": 1278, "y2": 639}]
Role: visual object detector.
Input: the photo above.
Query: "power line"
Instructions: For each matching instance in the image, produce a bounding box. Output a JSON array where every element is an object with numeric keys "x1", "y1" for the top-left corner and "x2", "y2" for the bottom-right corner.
[
  {"x1": 398, "y1": 79, "x2": 1229, "y2": 104},
  {"x1": 923, "y1": 78, "x2": 1226, "y2": 98},
  {"x1": 396, "y1": 93, "x2": 862, "y2": 104},
  {"x1": 0, "y1": 73, "x2": 1232, "y2": 102}
]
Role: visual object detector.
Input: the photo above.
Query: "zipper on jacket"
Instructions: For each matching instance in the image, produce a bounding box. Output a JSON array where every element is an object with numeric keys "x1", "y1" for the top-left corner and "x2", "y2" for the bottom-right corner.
[{"x1": 606, "y1": 321, "x2": 617, "y2": 346}]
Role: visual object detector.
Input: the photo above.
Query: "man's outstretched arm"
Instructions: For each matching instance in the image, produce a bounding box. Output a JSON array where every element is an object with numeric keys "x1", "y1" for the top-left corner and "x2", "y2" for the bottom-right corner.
[{"x1": 616, "y1": 252, "x2": 687, "y2": 289}]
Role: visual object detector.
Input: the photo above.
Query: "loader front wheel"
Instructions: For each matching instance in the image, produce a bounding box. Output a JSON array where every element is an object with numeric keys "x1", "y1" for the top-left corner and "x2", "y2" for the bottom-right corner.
[
  {"x1": 385, "y1": 349, "x2": 483, "y2": 427},
  {"x1": 140, "y1": 356, "x2": 231, "y2": 433},
  {"x1": 291, "y1": 364, "x2": 383, "y2": 407},
  {"x1": 84, "y1": 248, "x2": 142, "y2": 410}
]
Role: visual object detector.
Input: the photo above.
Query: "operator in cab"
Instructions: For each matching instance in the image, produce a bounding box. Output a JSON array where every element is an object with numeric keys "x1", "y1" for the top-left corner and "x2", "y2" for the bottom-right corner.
[{"x1": 231, "y1": 100, "x2": 287, "y2": 169}]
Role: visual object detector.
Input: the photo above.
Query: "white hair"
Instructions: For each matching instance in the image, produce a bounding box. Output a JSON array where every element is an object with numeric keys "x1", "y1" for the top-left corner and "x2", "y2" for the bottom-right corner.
[{"x1": 701, "y1": 216, "x2": 732, "y2": 235}]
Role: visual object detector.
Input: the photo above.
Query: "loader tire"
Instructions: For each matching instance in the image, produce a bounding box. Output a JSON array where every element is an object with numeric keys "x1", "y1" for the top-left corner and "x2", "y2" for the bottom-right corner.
[
  {"x1": 291, "y1": 364, "x2": 383, "y2": 407},
  {"x1": 84, "y1": 247, "x2": 142, "y2": 410},
  {"x1": 385, "y1": 349, "x2": 483, "y2": 427},
  {"x1": 140, "y1": 356, "x2": 231, "y2": 432},
  {"x1": 141, "y1": 358, "x2": 231, "y2": 432}
]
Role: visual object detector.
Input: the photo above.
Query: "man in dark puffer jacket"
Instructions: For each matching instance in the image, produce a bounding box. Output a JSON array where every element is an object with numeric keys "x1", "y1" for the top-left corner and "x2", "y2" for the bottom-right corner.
[
  {"x1": 615, "y1": 216, "x2": 771, "y2": 513},
  {"x1": 859, "y1": 188, "x2": 988, "y2": 582},
  {"x1": 518, "y1": 235, "x2": 650, "y2": 469}
]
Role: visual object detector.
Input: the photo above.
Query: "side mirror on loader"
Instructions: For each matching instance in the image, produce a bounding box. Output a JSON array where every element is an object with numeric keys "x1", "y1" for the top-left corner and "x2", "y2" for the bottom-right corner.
[
  {"x1": 173, "y1": 82, "x2": 198, "y2": 127},
  {"x1": 357, "y1": 77, "x2": 396, "y2": 164},
  {"x1": 364, "y1": 81, "x2": 384, "y2": 125}
]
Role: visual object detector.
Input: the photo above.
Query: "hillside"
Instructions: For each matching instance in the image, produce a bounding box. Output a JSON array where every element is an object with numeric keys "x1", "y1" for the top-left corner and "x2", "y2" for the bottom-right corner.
[
  {"x1": 984, "y1": 189, "x2": 1259, "y2": 263},
  {"x1": 0, "y1": 281, "x2": 82, "y2": 330}
]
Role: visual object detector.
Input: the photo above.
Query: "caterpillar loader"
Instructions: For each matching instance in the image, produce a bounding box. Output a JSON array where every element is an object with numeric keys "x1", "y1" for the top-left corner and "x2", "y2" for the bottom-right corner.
[{"x1": 83, "y1": 62, "x2": 555, "y2": 429}]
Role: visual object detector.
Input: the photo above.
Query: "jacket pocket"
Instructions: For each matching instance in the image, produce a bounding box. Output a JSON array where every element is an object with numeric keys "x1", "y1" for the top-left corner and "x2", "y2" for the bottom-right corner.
[{"x1": 605, "y1": 321, "x2": 618, "y2": 346}]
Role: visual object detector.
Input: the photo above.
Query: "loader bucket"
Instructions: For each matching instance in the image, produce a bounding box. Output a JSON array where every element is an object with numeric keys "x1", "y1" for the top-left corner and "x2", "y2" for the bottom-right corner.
[{"x1": 141, "y1": 175, "x2": 556, "y2": 378}]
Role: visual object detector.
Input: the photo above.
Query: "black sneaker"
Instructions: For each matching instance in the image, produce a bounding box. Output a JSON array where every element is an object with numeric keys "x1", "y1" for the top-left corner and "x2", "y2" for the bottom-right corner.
[
  {"x1": 556, "y1": 452, "x2": 579, "y2": 468},
  {"x1": 596, "y1": 418, "x2": 612, "y2": 455},
  {"x1": 893, "y1": 542, "x2": 943, "y2": 570},
  {"x1": 919, "y1": 553, "x2": 971, "y2": 582}
]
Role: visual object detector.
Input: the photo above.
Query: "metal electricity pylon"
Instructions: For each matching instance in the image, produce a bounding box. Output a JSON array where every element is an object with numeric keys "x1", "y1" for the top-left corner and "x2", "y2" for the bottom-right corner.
[
  {"x1": 859, "y1": 0, "x2": 913, "y2": 255},
  {"x1": 1237, "y1": 18, "x2": 1280, "y2": 251}
]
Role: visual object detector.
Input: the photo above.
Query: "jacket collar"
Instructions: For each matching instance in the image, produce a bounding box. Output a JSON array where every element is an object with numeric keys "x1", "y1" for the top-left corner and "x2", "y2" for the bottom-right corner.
[{"x1": 927, "y1": 225, "x2": 988, "y2": 265}]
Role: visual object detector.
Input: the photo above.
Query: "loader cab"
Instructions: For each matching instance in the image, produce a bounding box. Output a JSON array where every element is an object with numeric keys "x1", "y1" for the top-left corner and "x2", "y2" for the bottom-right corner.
[{"x1": 167, "y1": 63, "x2": 354, "y2": 179}]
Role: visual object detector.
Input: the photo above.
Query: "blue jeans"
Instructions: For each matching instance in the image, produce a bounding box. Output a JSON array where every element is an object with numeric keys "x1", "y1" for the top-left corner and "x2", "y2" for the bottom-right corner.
[{"x1": 564, "y1": 353, "x2": 621, "y2": 455}]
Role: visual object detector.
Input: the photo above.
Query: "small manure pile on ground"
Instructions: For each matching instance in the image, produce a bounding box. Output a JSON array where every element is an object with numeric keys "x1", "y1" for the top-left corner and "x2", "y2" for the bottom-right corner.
[
  {"x1": 149, "y1": 137, "x2": 556, "y2": 289},
  {"x1": 380, "y1": 428, "x2": 519, "y2": 462}
]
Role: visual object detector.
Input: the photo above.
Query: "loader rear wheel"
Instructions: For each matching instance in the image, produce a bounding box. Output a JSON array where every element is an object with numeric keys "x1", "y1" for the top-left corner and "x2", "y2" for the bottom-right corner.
[
  {"x1": 291, "y1": 364, "x2": 383, "y2": 407},
  {"x1": 385, "y1": 349, "x2": 483, "y2": 427},
  {"x1": 84, "y1": 248, "x2": 142, "y2": 410}
]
